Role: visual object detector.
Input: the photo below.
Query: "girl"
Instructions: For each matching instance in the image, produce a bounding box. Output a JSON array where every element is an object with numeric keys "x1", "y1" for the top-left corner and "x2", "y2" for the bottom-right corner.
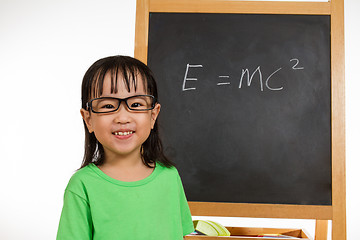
[{"x1": 57, "y1": 56, "x2": 194, "y2": 240}]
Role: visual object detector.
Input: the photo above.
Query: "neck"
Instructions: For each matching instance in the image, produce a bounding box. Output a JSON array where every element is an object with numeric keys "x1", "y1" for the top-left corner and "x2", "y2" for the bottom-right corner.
[
  {"x1": 102, "y1": 148, "x2": 144, "y2": 169},
  {"x1": 98, "y1": 148, "x2": 155, "y2": 182}
]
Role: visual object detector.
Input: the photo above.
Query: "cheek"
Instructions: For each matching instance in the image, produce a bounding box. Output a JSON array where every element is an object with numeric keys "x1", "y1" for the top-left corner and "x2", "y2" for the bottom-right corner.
[
  {"x1": 91, "y1": 117, "x2": 111, "y2": 134},
  {"x1": 140, "y1": 116, "x2": 155, "y2": 134}
]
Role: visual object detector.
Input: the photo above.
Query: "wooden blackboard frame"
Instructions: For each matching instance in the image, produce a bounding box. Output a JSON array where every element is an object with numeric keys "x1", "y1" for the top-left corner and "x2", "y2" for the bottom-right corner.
[{"x1": 134, "y1": 1, "x2": 346, "y2": 239}]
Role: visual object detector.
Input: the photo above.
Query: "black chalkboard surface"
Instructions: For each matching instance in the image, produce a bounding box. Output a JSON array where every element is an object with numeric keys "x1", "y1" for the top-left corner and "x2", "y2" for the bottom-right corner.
[{"x1": 147, "y1": 13, "x2": 331, "y2": 205}]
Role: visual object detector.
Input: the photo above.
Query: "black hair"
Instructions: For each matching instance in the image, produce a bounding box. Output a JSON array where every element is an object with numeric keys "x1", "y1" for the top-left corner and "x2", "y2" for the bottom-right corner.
[{"x1": 80, "y1": 55, "x2": 174, "y2": 169}]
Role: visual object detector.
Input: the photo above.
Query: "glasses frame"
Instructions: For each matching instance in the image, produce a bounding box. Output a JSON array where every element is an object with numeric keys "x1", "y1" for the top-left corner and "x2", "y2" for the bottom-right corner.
[{"x1": 86, "y1": 95, "x2": 156, "y2": 113}]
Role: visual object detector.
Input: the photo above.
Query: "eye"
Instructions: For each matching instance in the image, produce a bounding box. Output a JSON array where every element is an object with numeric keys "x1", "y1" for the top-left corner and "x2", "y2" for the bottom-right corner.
[
  {"x1": 127, "y1": 96, "x2": 153, "y2": 110},
  {"x1": 130, "y1": 102, "x2": 144, "y2": 108},
  {"x1": 101, "y1": 103, "x2": 116, "y2": 109},
  {"x1": 94, "y1": 99, "x2": 118, "y2": 110}
]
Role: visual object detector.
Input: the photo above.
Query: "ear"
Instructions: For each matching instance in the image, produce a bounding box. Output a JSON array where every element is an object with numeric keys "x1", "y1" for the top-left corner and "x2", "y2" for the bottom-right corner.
[
  {"x1": 80, "y1": 108, "x2": 94, "y2": 133},
  {"x1": 150, "y1": 103, "x2": 161, "y2": 129}
]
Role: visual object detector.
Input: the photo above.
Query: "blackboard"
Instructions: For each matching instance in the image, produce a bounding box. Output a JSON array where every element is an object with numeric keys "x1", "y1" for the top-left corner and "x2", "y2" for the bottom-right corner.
[{"x1": 147, "y1": 13, "x2": 331, "y2": 205}]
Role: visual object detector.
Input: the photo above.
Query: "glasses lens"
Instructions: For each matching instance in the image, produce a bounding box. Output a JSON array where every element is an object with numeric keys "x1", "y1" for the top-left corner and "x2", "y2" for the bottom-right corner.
[
  {"x1": 127, "y1": 95, "x2": 154, "y2": 110},
  {"x1": 91, "y1": 98, "x2": 119, "y2": 113}
]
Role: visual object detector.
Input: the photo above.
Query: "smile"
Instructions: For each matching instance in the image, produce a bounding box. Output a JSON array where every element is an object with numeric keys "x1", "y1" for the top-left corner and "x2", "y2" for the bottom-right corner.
[{"x1": 113, "y1": 131, "x2": 134, "y2": 136}]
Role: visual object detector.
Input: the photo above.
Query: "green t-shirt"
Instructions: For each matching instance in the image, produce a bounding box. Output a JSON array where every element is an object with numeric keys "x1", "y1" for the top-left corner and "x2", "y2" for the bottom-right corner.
[{"x1": 57, "y1": 163, "x2": 194, "y2": 240}]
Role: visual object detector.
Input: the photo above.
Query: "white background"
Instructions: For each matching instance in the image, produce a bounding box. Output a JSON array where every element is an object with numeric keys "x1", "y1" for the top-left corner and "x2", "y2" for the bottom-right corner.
[{"x1": 0, "y1": 0, "x2": 358, "y2": 239}]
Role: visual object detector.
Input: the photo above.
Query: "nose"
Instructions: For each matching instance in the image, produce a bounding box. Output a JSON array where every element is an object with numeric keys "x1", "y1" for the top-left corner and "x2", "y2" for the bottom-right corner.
[{"x1": 113, "y1": 102, "x2": 131, "y2": 124}]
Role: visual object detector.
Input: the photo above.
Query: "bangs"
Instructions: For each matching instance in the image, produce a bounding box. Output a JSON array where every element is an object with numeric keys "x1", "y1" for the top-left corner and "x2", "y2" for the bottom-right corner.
[{"x1": 91, "y1": 65, "x2": 148, "y2": 98}]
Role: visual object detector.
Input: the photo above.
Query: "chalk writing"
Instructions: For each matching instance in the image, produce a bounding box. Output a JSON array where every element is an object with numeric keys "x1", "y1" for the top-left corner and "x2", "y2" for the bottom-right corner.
[
  {"x1": 217, "y1": 76, "x2": 231, "y2": 86},
  {"x1": 239, "y1": 66, "x2": 263, "y2": 91},
  {"x1": 290, "y1": 58, "x2": 304, "y2": 70},
  {"x1": 266, "y1": 67, "x2": 283, "y2": 91},
  {"x1": 182, "y1": 58, "x2": 304, "y2": 92},
  {"x1": 182, "y1": 64, "x2": 203, "y2": 91}
]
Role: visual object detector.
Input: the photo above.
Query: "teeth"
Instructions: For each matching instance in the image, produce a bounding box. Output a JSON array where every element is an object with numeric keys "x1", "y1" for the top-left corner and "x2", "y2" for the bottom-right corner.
[{"x1": 114, "y1": 131, "x2": 133, "y2": 136}]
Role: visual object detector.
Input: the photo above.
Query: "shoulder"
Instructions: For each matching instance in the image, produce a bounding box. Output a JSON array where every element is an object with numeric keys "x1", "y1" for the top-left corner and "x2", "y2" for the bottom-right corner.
[
  {"x1": 68, "y1": 165, "x2": 94, "y2": 184},
  {"x1": 65, "y1": 164, "x2": 98, "y2": 196},
  {"x1": 155, "y1": 163, "x2": 183, "y2": 185},
  {"x1": 156, "y1": 163, "x2": 179, "y2": 176}
]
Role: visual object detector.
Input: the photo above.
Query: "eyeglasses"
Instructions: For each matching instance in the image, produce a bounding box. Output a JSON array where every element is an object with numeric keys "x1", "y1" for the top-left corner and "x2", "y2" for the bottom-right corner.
[{"x1": 86, "y1": 95, "x2": 156, "y2": 113}]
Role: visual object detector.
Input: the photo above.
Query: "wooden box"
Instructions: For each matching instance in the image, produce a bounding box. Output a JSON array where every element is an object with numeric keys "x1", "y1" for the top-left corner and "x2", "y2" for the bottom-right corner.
[{"x1": 185, "y1": 226, "x2": 311, "y2": 239}]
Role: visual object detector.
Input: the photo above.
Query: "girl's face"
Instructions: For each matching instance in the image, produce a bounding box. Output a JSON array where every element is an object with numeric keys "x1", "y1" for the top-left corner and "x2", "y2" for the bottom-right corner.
[{"x1": 80, "y1": 72, "x2": 160, "y2": 162}]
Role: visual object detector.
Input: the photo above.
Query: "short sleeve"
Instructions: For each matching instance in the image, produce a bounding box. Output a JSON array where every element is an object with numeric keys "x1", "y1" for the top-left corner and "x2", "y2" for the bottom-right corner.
[
  {"x1": 177, "y1": 173, "x2": 195, "y2": 236},
  {"x1": 56, "y1": 190, "x2": 93, "y2": 240}
]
